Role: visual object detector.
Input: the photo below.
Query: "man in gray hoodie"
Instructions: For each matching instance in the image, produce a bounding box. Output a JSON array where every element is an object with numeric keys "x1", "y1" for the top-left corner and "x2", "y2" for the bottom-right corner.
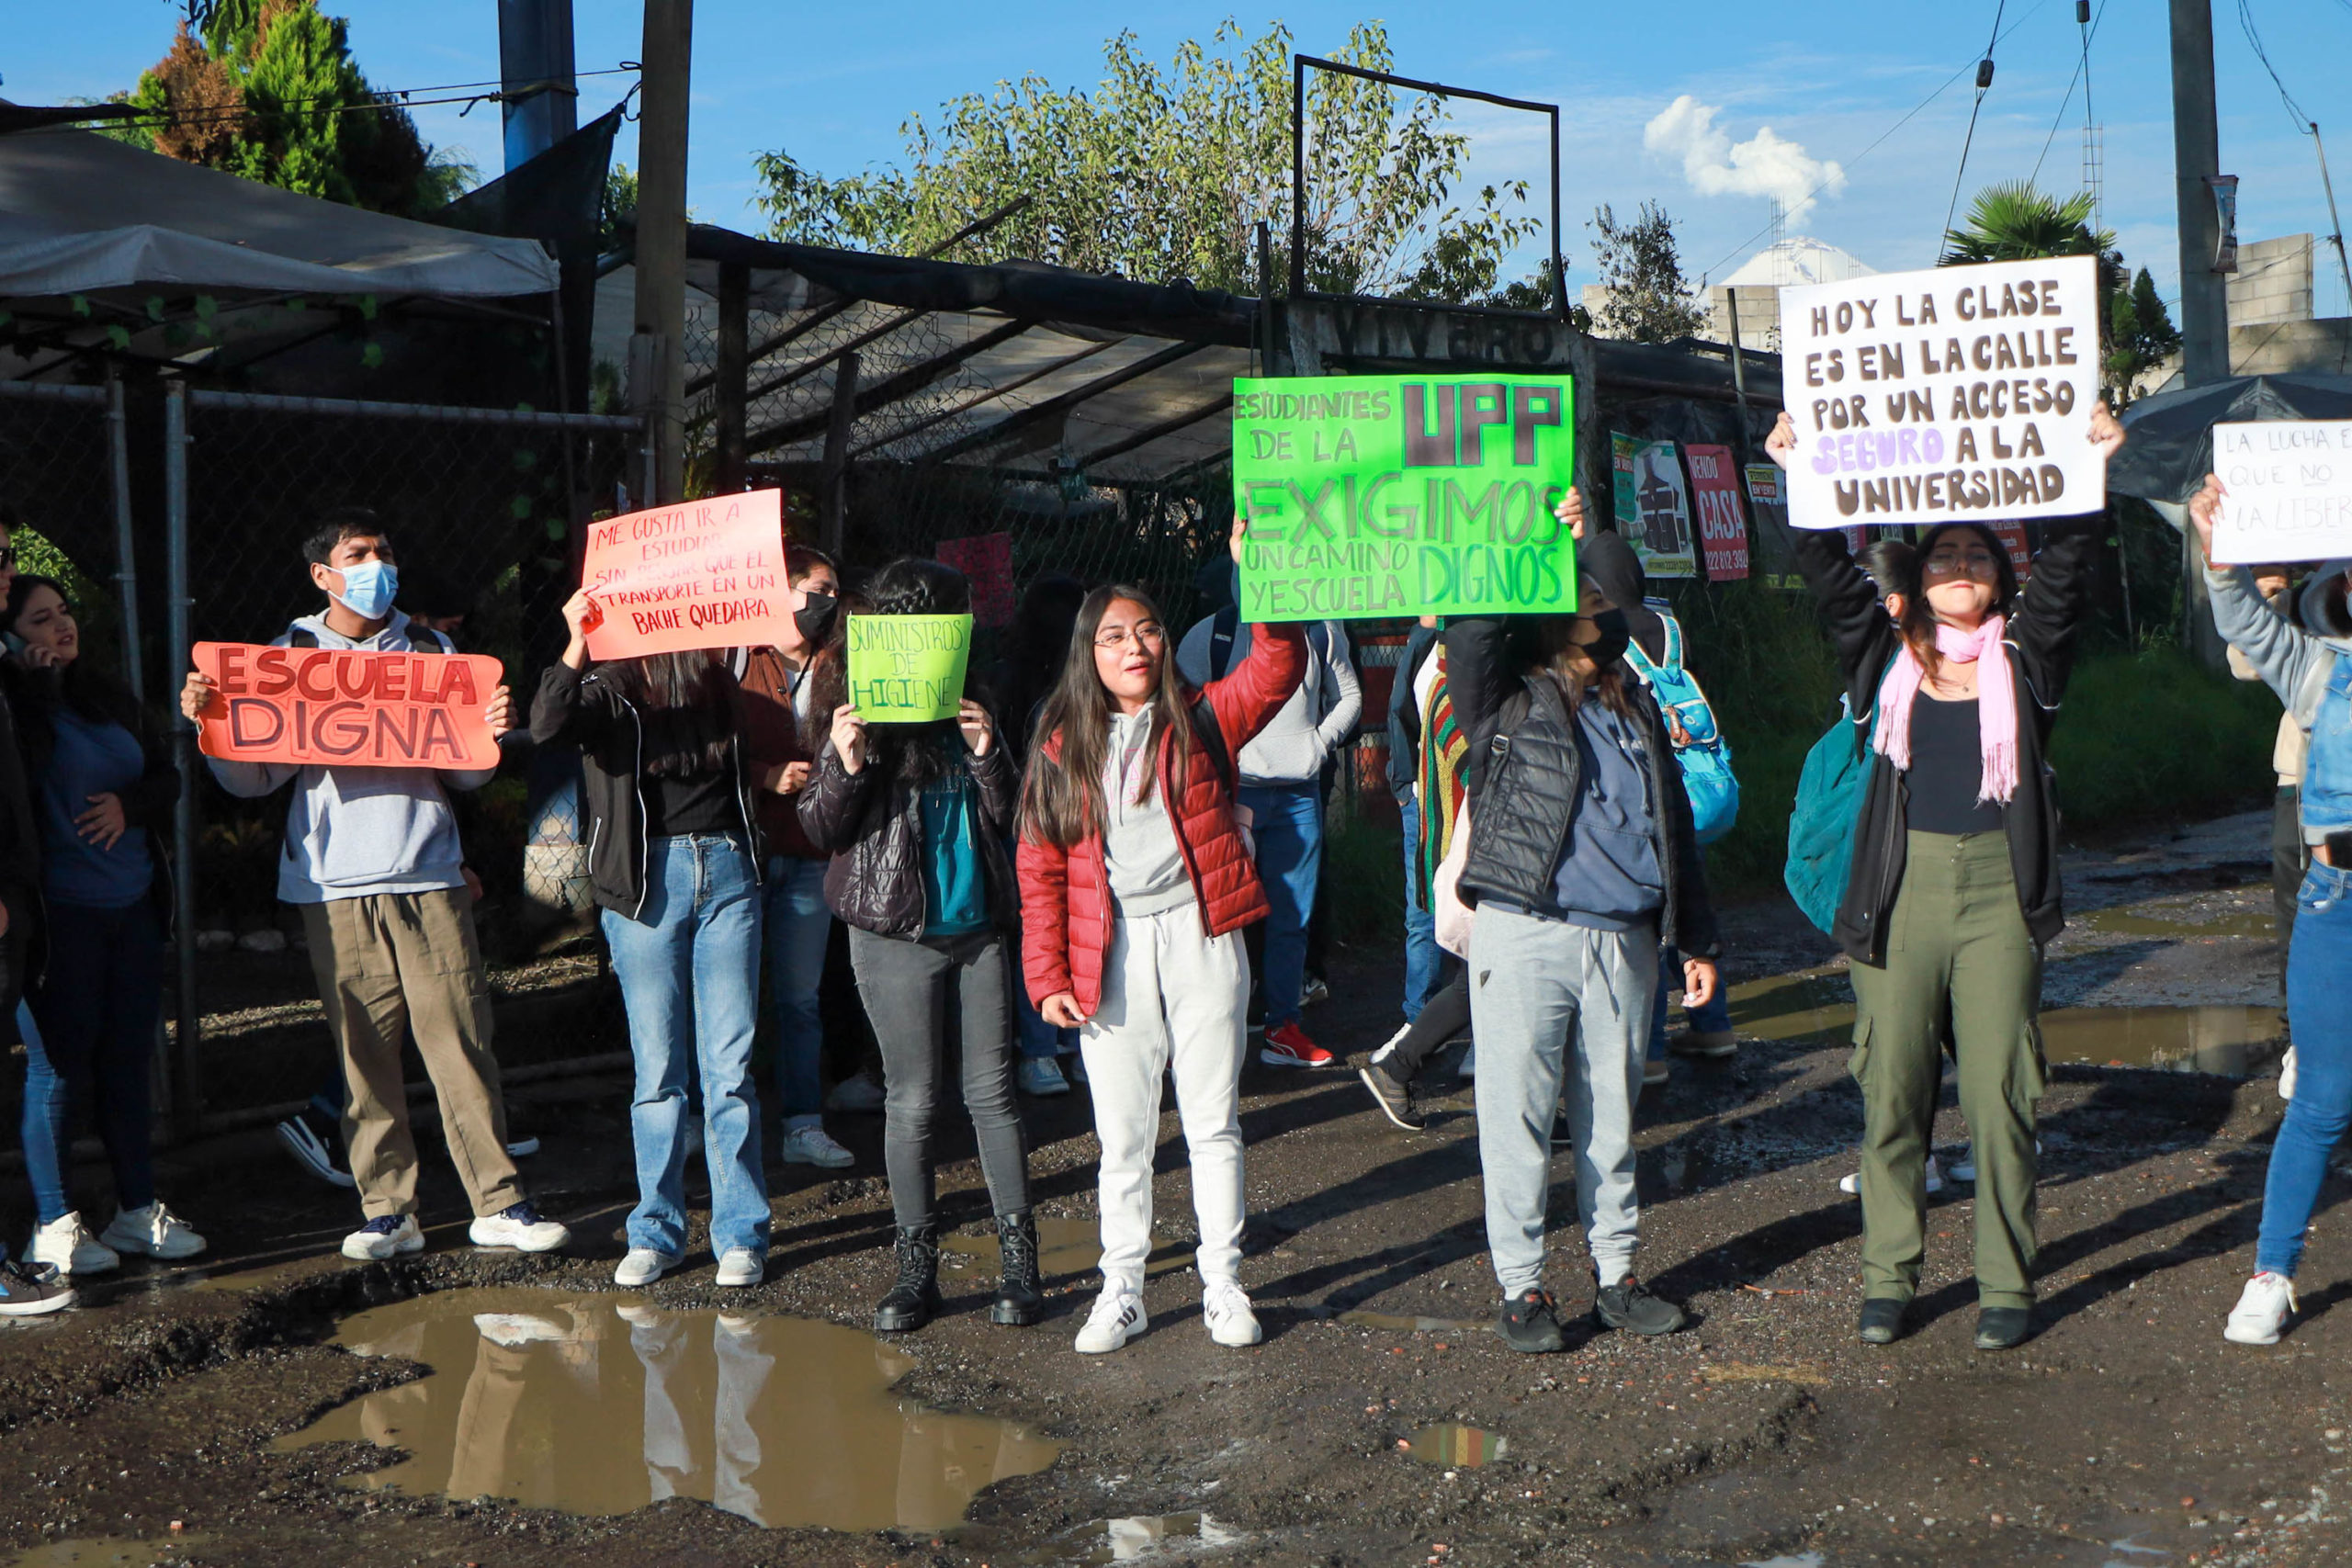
[
  {"x1": 179, "y1": 508, "x2": 569, "y2": 1263},
  {"x1": 1176, "y1": 581, "x2": 1360, "y2": 1068}
]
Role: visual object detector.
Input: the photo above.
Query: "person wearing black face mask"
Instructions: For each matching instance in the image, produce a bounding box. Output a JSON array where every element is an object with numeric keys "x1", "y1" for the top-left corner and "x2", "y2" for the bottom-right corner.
[
  {"x1": 733, "y1": 544, "x2": 855, "y2": 1172},
  {"x1": 1441, "y1": 503, "x2": 1721, "y2": 1354}
]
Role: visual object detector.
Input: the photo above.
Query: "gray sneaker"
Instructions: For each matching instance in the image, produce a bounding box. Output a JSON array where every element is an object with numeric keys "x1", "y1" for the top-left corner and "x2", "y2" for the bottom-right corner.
[
  {"x1": 1357, "y1": 1062, "x2": 1425, "y2": 1131},
  {"x1": 1594, "y1": 1277, "x2": 1685, "y2": 1337}
]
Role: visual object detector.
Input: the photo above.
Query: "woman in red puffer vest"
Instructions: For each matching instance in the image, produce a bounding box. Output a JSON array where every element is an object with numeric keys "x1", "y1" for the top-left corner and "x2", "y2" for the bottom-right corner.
[{"x1": 1016, "y1": 519, "x2": 1303, "y2": 1356}]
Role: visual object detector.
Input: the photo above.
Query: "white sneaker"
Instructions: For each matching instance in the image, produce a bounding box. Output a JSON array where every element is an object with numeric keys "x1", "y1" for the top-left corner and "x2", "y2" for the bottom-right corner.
[
  {"x1": 468, "y1": 1201, "x2": 571, "y2": 1253},
  {"x1": 473, "y1": 1312, "x2": 568, "y2": 1348},
  {"x1": 1946, "y1": 1142, "x2": 2038, "y2": 1184},
  {"x1": 1839, "y1": 1154, "x2": 1943, "y2": 1197},
  {"x1": 2281, "y1": 1046, "x2": 2299, "y2": 1101},
  {"x1": 1456, "y1": 1043, "x2": 1476, "y2": 1079},
  {"x1": 28, "y1": 1212, "x2": 119, "y2": 1276},
  {"x1": 101, "y1": 1201, "x2": 207, "y2": 1260},
  {"x1": 714, "y1": 1247, "x2": 764, "y2": 1287},
  {"x1": 1203, "y1": 1281, "x2": 1263, "y2": 1348},
  {"x1": 826, "y1": 1072, "x2": 886, "y2": 1114},
  {"x1": 1074, "y1": 1288, "x2": 1148, "y2": 1353},
  {"x1": 341, "y1": 1213, "x2": 424, "y2": 1261},
  {"x1": 779, "y1": 1123, "x2": 855, "y2": 1168},
  {"x1": 616, "y1": 1247, "x2": 680, "y2": 1288},
  {"x1": 2224, "y1": 1271, "x2": 2297, "y2": 1345}
]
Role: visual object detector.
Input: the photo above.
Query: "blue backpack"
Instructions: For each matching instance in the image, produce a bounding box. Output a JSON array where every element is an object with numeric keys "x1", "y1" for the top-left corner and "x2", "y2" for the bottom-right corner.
[
  {"x1": 1622, "y1": 605, "x2": 1738, "y2": 846},
  {"x1": 1783, "y1": 661, "x2": 1892, "y2": 937}
]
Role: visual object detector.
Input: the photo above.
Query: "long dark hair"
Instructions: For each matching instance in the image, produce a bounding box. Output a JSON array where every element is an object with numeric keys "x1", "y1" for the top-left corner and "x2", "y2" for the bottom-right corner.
[
  {"x1": 605, "y1": 650, "x2": 736, "y2": 778},
  {"x1": 1510, "y1": 571, "x2": 1634, "y2": 719},
  {"x1": 860, "y1": 557, "x2": 977, "y2": 789},
  {"x1": 1019, "y1": 583, "x2": 1197, "y2": 850},
  {"x1": 1902, "y1": 522, "x2": 2019, "y2": 680},
  {"x1": 3, "y1": 574, "x2": 145, "y2": 750}
]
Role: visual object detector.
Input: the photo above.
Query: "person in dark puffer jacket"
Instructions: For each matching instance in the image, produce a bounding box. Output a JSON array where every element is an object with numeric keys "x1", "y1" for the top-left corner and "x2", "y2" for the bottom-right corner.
[
  {"x1": 1017, "y1": 518, "x2": 1305, "y2": 1356},
  {"x1": 1447, "y1": 496, "x2": 1721, "y2": 1354},
  {"x1": 797, "y1": 558, "x2": 1034, "y2": 1336}
]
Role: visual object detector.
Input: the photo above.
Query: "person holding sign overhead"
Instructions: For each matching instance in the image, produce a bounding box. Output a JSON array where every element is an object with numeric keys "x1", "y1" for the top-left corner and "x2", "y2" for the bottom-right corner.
[
  {"x1": 1765, "y1": 400, "x2": 2126, "y2": 1351},
  {"x1": 1015, "y1": 519, "x2": 1307, "y2": 1355},
  {"x1": 796, "y1": 558, "x2": 1035, "y2": 1335},
  {"x1": 532, "y1": 584, "x2": 775, "y2": 1291},
  {"x1": 180, "y1": 509, "x2": 565, "y2": 1267},
  {"x1": 2180, "y1": 476, "x2": 2352, "y2": 1346}
]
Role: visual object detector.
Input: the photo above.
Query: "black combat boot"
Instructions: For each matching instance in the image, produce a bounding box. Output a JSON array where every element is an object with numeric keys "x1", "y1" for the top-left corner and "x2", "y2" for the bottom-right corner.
[
  {"x1": 991, "y1": 1209, "x2": 1044, "y2": 1326},
  {"x1": 874, "y1": 1224, "x2": 942, "y2": 1332}
]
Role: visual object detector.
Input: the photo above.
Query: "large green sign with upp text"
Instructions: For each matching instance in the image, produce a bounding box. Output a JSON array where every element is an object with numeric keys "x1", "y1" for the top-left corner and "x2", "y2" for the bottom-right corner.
[{"x1": 1231, "y1": 374, "x2": 1577, "y2": 621}]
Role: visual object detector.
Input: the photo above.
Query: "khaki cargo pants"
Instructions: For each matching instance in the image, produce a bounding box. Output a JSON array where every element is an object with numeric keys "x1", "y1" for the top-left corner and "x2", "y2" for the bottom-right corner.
[{"x1": 302, "y1": 888, "x2": 522, "y2": 1220}]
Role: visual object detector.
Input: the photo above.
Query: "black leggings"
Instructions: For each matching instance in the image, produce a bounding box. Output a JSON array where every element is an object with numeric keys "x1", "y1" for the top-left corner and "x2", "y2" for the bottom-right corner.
[{"x1": 1377, "y1": 971, "x2": 1472, "y2": 1084}]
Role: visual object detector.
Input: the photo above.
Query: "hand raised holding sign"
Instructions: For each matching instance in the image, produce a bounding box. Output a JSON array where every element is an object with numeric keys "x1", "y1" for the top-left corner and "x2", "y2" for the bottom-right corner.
[
  {"x1": 1229, "y1": 512, "x2": 1248, "y2": 565},
  {"x1": 2087, "y1": 401, "x2": 2126, "y2": 463},
  {"x1": 560, "y1": 588, "x2": 604, "y2": 671},
  {"x1": 1553, "y1": 486, "x2": 1588, "y2": 541},
  {"x1": 2187, "y1": 470, "x2": 2225, "y2": 562},
  {"x1": 956, "y1": 698, "x2": 995, "y2": 758},
  {"x1": 1765, "y1": 410, "x2": 1800, "y2": 470},
  {"x1": 180, "y1": 669, "x2": 219, "y2": 723},
  {"x1": 829, "y1": 703, "x2": 869, "y2": 776}
]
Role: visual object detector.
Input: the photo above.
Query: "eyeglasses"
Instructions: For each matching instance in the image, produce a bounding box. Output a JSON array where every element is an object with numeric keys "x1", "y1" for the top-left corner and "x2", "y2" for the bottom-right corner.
[
  {"x1": 1921, "y1": 550, "x2": 1997, "y2": 580},
  {"x1": 1093, "y1": 624, "x2": 1166, "y2": 651},
  {"x1": 0, "y1": 547, "x2": 17, "y2": 570}
]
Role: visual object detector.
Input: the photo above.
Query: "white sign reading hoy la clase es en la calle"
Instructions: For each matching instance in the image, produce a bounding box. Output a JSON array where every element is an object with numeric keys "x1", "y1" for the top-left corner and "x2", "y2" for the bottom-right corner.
[{"x1": 1780, "y1": 254, "x2": 2105, "y2": 530}]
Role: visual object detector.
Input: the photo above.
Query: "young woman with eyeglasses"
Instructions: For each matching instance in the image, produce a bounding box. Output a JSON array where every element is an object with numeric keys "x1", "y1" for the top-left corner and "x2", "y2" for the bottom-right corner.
[
  {"x1": 1015, "y1": 519, "x2": 1306, "y2": 1354},
  {"x1": 1767, "y1": 402, "x2": 2126, "y2": 1351}
]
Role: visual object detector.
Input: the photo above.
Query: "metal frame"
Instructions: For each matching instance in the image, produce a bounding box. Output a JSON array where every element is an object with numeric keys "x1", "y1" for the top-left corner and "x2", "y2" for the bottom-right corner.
[{"x1": 1290, "y1": 54, "x2": 1566, "y2": 319}]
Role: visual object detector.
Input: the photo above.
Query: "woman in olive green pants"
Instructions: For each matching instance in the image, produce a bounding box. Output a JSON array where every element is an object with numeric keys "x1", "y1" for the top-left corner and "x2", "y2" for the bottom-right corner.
[{"x1": 1768, "y1": 405, "x2": 2126, "y2": 1350}]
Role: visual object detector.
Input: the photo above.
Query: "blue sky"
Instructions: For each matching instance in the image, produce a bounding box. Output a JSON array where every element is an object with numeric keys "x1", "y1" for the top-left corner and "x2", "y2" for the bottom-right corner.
[{"x1": 10, "y1": 0, "x2": 2351, "y2": 316}]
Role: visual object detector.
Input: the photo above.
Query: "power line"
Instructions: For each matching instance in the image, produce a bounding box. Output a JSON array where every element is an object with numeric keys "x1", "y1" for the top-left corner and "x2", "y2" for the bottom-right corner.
[
  {"x1": 2030, "y1": 0, "x2": 2107, "y2": 186},
  {"x1": 30, "y1": 64, "x2": 641, "y2": 137},
  {"x1": 1937, "y1": 0, "x2": 2011, "y2": 261},
  {"x1": 1694, "y1": 0, "x2": 2053, "y2": 281},
  {"x1": 2236, "y1": 0, "x2": 2312, "y2": 130}
]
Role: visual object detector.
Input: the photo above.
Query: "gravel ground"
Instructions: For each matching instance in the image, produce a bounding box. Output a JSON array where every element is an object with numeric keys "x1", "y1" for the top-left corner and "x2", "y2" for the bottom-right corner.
[{"x1": 0, "y1": 810, "x2": 2339, "y2": 1568}]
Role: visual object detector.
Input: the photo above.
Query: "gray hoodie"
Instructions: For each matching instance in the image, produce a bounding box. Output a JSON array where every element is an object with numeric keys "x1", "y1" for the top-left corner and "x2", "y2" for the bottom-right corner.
[
  {"x1": 205, "y1": 610, "x2": 496, "y2": 903},
  {"x1": 1174, "y1": 618, "x2": 1361, "y2": 787}
]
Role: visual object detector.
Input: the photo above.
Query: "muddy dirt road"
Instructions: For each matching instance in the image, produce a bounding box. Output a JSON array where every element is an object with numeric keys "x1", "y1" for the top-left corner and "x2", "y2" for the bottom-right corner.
[{"x1": 0, "y1": 811, "x2": 2340, "y2": 1568}]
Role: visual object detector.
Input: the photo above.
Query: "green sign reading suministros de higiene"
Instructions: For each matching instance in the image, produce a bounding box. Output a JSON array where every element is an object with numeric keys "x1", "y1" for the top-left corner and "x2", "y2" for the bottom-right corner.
[{"x1": 1232, "y1": 374, "x2": 1577, "y2": 622}]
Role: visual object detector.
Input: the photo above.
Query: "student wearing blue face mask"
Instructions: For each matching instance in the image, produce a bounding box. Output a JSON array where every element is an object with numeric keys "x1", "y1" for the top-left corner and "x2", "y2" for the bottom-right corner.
[{"x1": 179, "y1": 508, "x2": 569, "y2": 1265}]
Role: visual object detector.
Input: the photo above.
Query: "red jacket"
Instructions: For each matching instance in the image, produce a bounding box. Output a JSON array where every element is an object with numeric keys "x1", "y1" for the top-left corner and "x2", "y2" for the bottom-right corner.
[{"x1": 1017, "y1": 621, "x2": 1306, "y2": 1016}]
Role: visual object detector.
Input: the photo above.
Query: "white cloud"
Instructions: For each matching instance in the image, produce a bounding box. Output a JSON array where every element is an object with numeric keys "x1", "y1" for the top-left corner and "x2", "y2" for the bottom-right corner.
[{"x1": 1643, "y1": 95, "x2": 1847, "y2": 224}]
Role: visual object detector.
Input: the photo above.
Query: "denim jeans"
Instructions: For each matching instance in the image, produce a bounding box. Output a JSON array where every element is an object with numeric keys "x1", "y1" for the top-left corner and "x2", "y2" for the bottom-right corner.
[
  {"x1": 2256, "y1": 858, "x2": 2352, "y2": 1278},
  {"x1": 1399, "y1": 797, "x2": 1443, "y2": 1023},
  {"x1": 603, "y1": 833, "x2": 771, "y2": 1259},
  {"x1": 1647, "y1": 943, "x2": 1734, "y2": 1062},
  {"x1": 23, "y1": 900, "x2": 165, "y2": 1225},
  {"x1": 1238, "y1": 782, "x2": 1323, "y2": 1029},
  {"x1": 760, "y1": 855, "x2": 832, "y2": 1126}
]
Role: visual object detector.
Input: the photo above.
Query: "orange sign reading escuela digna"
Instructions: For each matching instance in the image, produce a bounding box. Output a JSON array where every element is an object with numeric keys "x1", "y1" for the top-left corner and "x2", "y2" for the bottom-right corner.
[
  {"x1": 192, "y1": 642, "x2": 503, "y2": 770},
  {"x1": 580, "y1": 489, "x2": 794, "y2": 660}
]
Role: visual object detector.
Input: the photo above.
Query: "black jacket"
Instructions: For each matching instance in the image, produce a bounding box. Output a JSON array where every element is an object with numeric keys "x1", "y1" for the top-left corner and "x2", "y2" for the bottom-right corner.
[
  {"x1": 1792, "y1": 516, "x2": 2101, "y2": 965},
  {"x1": 1442, "y1": 615, "x2": 1720, "y2": 958},
  {"x1": 1385, "y1": 622, "x2": 1440, "y2": 805},
  {"x1": 796, "y1": 725, "x2": 1020, "y2": 941},
  {"x1": 0, "y1": 688, "x2": 40, "y2": 1045},
  {"x1": 528, "y1": 660, "x2": 763, "y2": 919}
]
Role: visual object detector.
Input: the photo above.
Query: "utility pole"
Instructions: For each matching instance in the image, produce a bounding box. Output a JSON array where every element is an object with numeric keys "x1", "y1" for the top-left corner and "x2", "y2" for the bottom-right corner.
[
  {"x1": 633, "y1": 0, "x2": 694, "y2": 504},
  {"x1": 497, "y1": 0, "x2": 577, "y2": 172},
  {"x1": 2169, "y1": 0, "x2": 2230, "y2": 386}
]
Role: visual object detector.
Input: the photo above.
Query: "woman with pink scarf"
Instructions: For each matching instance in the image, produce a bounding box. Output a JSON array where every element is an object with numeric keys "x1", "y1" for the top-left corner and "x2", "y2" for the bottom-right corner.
[{"x1": 1766, "y1": 402, "x2": 2126, "y2": 1353}]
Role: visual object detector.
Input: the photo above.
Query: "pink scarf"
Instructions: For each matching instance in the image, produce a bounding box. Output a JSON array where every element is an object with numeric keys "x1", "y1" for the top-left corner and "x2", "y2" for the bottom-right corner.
[{"x1": 1872, "y1": 615, "x2": 2019, "y2": 805}]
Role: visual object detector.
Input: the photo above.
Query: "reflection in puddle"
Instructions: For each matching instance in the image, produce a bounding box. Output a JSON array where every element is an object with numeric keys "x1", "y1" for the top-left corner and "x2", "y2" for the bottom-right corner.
[
  {"x1": 6, "y1": 1539, "x2": 209, "y2": 1568},
  {"x1": 2080, "y1": 905, "x2": 2275, "y2": 940},
  {"x1": 277, "y1": 1288, "x2": 1058, "y2": 1531},
  {"x1": 2041, "y1": 1005, "x2": 2283, "y2": 1076},
  {"x1": 938, "y1": 1217, "x2": 1187, "y2": 1282},
  {"x1": 1337, "y1": 1311, "x2": 1481, "y2": 1333},
  {"x1": 1405, "y1": 1425, "x2": 1505, "y2": 1467},
  {"x1": 1083, "y1": 1513, "x2": 1242, "y2": 1562},
  {"x1": 1727, "y1": 972, "x2": 1855, "y2": 1043}
]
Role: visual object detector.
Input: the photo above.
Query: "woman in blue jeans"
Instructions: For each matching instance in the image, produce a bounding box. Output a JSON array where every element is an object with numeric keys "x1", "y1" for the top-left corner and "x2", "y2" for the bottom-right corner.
[
  {"x1": 6, "y1": 576, "x2": 206, "y2": 1275},
  {"x1": 532, "y1": 587, "x2": 775, "y2": 1290},
  {"x1": 2187, "y1": 480, "x2": 2352, "y2": 1344}
]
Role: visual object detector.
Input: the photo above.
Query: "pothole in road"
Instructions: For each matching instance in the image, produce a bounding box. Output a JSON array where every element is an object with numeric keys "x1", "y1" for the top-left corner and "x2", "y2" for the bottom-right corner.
[
  {"x1": 275, "y1": 1287, "x2": 1058, "y2": 1531},
  {"x1": 6, "y1": 1538, "x2": 210, "y2": 1568},
  {"x1": 1404, "y1": 1424, "x2": 1506, "y2": 1467}
]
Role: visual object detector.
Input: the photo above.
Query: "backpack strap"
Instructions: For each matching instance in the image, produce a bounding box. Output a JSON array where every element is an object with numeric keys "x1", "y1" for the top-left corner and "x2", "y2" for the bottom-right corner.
[
  {"x1": 1187, "y1": 690, "x2": 1238, "y2": 795},
  {"x1": 1208, "y1": 604, "x2": 1241, "y2": 682},
  {"x1": 286, "y1": 626, "x2": 318, "y2": 649},
  {"x1": 286, "y1": 623, "x2": 453, "y2": 654}
]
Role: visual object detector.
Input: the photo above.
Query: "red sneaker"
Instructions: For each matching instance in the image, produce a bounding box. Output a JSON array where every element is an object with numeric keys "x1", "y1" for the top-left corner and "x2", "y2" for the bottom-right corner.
[{"x1": 1261, "y1": 1021, "x2": 1336, "y2": 1068}]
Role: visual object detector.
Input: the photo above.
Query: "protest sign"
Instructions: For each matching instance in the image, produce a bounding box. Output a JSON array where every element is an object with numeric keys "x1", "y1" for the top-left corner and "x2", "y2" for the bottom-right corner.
[
  {"x1": 192, "y1": 641, "x2": 502, "y2": 770},
  {"x1": 934, "y1": 533, "x2": 1017, "y2": 626},
  {"x1": 2209, "y1": 420, "x2": 2352, "y2": 563},
  {"x1": 1744, "y1": 463, "x2": 1804, "y2": 591},
  {"x1": 1230, "y1": 374, "x2": 1577, "y2": 620},
  {"x1": 1684, "y1": 444, "x2": 1750, "y2": 581},
  {"x1": 1781, "y1": 254, "x2": 2103, "y2": 528},
  {"x1": 581, "y1": 490, "x2": 791, "y2": 660},
  {"x1": 1611, "y1": 434, "x2": 1696, "y2": 579},
  {"x1": 846, "y1": 614, "x2": 973, "y2": 723}
]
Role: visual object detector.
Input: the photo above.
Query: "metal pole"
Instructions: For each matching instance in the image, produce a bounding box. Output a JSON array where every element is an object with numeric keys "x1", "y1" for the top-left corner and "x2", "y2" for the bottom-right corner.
[
  {"x1": 820, "y1": 351, "x2": 860, "y2": 559},
  {"x1": 714, "y1": 260, "x2": 750, "y2": 493},
  {"x1": 1549, "y1": 107, "x2": 1566, "y2": 320},
  {"x1": 163, "y1": 381, "x2": 202, "y2": 1134},
  {"x1": 1290, "y1": 53, "x2": 1306, "y2": 299},
  {"x1": 105, "y1": 367, "x2": 145, "y2": 704},
  {"x1": 1255, "y1": 220, "x2": 1274, "y2": 374},
  {"x1": 2169, "y1": 0, "x2": 2231, "y2": 387},
  {"x1": 2310, "y1": 124, "x2": 2352, "y2": 328},
  {"x1": 634, "y1": 0, "x2": 694, "y2": 503}
]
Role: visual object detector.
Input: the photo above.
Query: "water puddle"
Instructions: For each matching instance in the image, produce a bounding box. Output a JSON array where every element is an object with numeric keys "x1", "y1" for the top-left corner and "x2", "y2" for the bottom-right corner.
[
  {"x1": 2041, "y1": 1005, "x2": 2283, "y2": 1076},
  {"x1": 938, "y1": 1217, "x2": 1187, "y2": 1282},
  {"x1": 2079, "y1": 906, "x2": 2276, "y2": 940},
  {"x1": 1404, "y1": 1424, "x2": 1506, "y2": 1467},
  {"x1": 1337, "y1": 1310, "x2": 1483, "y2": 1333},
  {"x1": 276, "y1": 1288, "x2": 1058, "y2": 1531},
  {"x1": 1076, "y1": 1513, "x2": 1243, "y2": 1562},
  {"x1": 6, "y1": 1539, "x2": 209, "y2": 1567},
  {"x1": 1727, "y1": 971, "x2": 1855, "y2": 1043}
]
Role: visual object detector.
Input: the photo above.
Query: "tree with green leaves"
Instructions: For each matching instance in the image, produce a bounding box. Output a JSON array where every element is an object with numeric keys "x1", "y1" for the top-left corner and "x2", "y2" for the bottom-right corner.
[
  {"x1": 1585, "y1": 202, "x2": 1707, "y2": 343},
  {"x1": 752, "y1": 20, "x2": 1536, "y2": 302},
  {"x1": 2107, "y1": 267, "x2": 2183, "y2": 404},
  {"x1": 114, "y1": 0, "x2": 473, "y2": 218}
]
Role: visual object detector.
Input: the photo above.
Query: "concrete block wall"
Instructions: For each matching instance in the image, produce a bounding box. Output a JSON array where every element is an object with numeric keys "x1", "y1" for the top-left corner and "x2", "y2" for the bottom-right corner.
[{"x1": 2230, "y1": 235, "x2": 2314, "y2": 327}]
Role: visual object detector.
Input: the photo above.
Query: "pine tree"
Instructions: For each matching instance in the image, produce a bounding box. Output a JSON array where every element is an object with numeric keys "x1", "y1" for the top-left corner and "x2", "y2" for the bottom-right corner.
[{"x1": 1588, "y1": 202, "x2": 1707, "y2": 344}]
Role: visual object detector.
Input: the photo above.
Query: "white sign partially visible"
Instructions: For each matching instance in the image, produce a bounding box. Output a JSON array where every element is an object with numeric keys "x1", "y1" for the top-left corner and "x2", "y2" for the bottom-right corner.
[
  {"x1": 1781, "y1": 254, "x2": 2104, "y2": 529},
  {"x1": 2211, "y1": 420, "x2": 2352, "y2": 563}
]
